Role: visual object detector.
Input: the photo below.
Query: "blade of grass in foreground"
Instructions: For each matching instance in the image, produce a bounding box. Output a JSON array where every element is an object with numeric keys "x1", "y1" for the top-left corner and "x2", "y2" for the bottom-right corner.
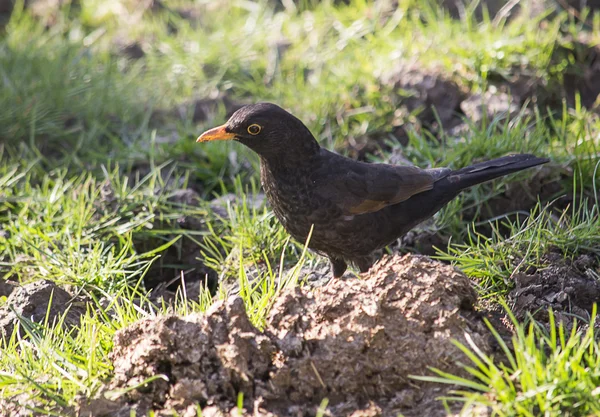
[{"x1": 412, "y1": 303, "x2": 600, "y2": 416}]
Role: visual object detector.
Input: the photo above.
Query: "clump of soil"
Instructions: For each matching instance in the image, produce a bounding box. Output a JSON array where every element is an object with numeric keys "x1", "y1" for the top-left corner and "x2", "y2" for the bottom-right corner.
[
  {"x1": 168, "y1": 188, "x2": 205, "y2": 230},
  {"x1": 353, "y1": 65, "x2": 466, "y2": 159},
  {"x1": 0, "y1": 279, "x2": 17, "y2": 298},
  {"x1": 209, "y1": 192, "x2": 266, "y2": 220},
  {"x1": 397, "y1": 224, "x2": 450, "y2": 256},
  {"x1": 85, "y1": 254, "x2": 490, "y2": 417},
  {"x1": 509, "y1": 252, "x2": 600, "y2": 326},
  {"x1": 487, "y1": 35, "x2": 600, "y2": 114},
  {"x1": 109, "y1": 297, "x2": 274, "y2": 415},
  {"x1": 460, "y1": 91, "x2": 523, "y2": 124},
  {"x1": 115, "y1": 40, "x2": 146, "y2": 60},
  {"x1": 381, "y1": 64, "x2": 465, "y2": 130},
  {"x1": 265, "y1": 254, "x2": 489, "y2": 416},
  {"x1": 0, "y1": 280, "x2": 85, "y2": 339}
]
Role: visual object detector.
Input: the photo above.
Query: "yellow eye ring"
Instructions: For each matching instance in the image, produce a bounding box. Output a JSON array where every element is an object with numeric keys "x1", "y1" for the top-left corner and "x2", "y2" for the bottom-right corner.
[{"x1": 247, "y1": 124, "x2": 261, "y2": 135}]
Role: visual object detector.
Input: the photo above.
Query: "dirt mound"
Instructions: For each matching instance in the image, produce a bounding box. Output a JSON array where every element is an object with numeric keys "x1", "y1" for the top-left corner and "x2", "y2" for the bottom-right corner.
[
  {"x1": 85, "y1": 254, "x2": 489, "y2": 416},
  {"x1": 107, "y1": 297, "x2": 274, "y2": 415},
  {"x1": 265, "y1": 254, "x2": 489, "y2": 416},
  {"x1": 0, "y1": 279, "x2": 17, "y2": 298},
  {"x1": 0, "y1": 280, "x2": 85, "y2": 340},
  {"x1": 509, "y1": 252, "x2": 600, "y2": 326},
  {"x1": 381, "y1": 65, "x2": 465, "y2": 130},
  {"x1": 460, "y1": 91, "x2": 522, "y2": 124}
]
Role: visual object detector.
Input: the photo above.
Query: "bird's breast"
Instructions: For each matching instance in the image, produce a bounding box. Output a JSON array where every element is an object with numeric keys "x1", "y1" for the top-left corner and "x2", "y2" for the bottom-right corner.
[
  {"x1": 260, "y1": 161, "x2": 333, "y2": 240},
  {"x1": 259, "y1": 159, "x2": 392, "y2": 259}
]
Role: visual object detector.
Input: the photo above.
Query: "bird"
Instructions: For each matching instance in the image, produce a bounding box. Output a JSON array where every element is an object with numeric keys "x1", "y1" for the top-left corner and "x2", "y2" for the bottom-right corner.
[{"x1": 197, "y1": 103, "x2": 549, "y2": 278}]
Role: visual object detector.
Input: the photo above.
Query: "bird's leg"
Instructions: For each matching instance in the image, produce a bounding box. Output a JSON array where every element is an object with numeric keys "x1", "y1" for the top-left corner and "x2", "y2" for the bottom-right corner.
[{"x1": 329, "y1": 257, "x2": 347, "y2": 278}]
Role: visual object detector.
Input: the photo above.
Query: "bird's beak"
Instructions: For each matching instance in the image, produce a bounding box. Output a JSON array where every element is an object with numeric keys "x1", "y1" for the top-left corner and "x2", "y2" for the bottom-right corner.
[{"x1": 196, "y1": 125, "x2": 236, "y2": 143}]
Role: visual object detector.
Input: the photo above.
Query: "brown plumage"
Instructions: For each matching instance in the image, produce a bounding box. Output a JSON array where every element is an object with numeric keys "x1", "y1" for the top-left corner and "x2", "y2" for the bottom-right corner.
[{"x1": 198, "y1": 103, "x2": 549, "y2": 277}]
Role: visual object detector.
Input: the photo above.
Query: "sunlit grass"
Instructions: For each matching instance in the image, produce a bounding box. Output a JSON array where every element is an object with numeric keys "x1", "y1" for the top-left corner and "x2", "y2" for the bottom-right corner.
[
  {"x1": 413, "y1": 304, "x2": 600, "y2": 416},
  {"x1": 436, "y1": 180, "x2": 600, "y2": 299},
  {"x1": 1, "y1": 0, "x2": 600, "y2": 414}
]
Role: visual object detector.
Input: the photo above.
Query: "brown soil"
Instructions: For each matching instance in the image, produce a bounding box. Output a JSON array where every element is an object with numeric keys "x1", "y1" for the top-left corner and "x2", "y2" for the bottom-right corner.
[
  {"x1": 0, "y1": 280, "x2": 85, "y2": 339},
  {"x1": 381, "y1": 64, "x2": 465, "y2": 131},
  {"x1": 349, "y1": 65, "x2": 466, "y2": 160},
  {"x1": 460, "y1": 91, "x2": 523, "y2": 124},
  {"x1": 487, "y1": 35, "x2": 600, "y2": 114},
  {"x1": 80, "y1": 254, "x2": 490, "y2": 417},
  {"x1": 375, "y1": 30, "x2": 600, "y2": 157},
  {"x1": 0, "y1": 279, "x2": 17, "y2": 299},
  {"x1": 509, "y1": 252, "x2": 600, "y2": 326},
  {"x1": 143, "y1": 188, "x2": 218, "y2": 294},
  {"x1": 397, "y1": 224, "x2": 450, "y2": 256}
]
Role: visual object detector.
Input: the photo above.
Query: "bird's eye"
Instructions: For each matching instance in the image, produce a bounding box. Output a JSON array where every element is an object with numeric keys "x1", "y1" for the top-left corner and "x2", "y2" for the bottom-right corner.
[{"x1": 247, "y1": 124, "x2": 262, "y2": 135}]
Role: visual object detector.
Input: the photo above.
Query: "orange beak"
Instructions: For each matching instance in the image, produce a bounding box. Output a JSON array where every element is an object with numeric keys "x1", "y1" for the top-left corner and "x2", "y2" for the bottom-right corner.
[{"x1": 196, "y1": 125, "x2": 236, "y2": 143}]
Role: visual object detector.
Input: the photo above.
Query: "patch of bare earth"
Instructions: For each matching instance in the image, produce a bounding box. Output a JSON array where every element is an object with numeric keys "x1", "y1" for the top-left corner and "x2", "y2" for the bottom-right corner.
[
  {"x1": 509, "y1": 252, "x2": 600, "y2": 327},
  {"x1": 80, "y1": 254, "x2": 491, "y2": 417},
  {"x1": 0, "y1": 280, "x2": 85, "y2": 339},
  {"x1": 375, "y1": 64, "x2": 466, "y2": 152},
  {"x1": 0, "y1": 281, "x2": 85, "y2": 414}
]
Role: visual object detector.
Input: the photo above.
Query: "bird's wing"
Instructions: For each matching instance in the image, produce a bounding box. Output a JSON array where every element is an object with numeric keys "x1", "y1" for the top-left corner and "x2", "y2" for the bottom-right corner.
[{"x1": 312, "y1": 157, "x2": 439, "y2": 216}]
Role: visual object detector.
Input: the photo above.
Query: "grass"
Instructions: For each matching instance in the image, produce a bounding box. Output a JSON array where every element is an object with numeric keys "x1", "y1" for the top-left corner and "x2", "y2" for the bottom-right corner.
[
  {"x1": 414, "y1": 304, "x2": 600, "y2": 416},
  {"x1": 0, "y1": 154, "x2": 198, "y2": 293},
  {"x1": 0, "y1": 0, "x2": 600, "y2": 415},
  {"x1": 436, "y1": 190, "x2": 600, "y2": 299},
  {"x1": 0, "y1": 249, "x2": 310, "y2": 414}
]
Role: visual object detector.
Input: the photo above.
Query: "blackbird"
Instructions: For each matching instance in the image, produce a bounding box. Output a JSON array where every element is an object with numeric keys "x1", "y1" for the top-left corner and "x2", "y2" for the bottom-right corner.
[{"x1": 198, "y1": 103, "x2": 549, "y2": 277}]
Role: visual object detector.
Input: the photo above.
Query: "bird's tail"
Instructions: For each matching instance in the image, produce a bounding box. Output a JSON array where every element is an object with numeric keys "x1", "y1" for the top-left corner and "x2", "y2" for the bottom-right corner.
[
  {"x1": 388, "y1": 154, "x2": 549, "y2": 239},
  {"x1": 440, "y1": 153, "x2": 549, "y2": 192}
]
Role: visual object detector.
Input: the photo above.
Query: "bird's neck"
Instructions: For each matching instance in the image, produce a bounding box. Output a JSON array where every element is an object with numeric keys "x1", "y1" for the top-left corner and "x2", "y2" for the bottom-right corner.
[{"x1": 256, "y1": 135, "x2": 321, "y2": 170}]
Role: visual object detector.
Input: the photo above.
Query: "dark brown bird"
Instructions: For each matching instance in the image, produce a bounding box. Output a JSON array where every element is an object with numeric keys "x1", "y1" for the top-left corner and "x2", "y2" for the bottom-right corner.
[{"x1": 198, "y1": 103, "x2": 549, "y2": 278}]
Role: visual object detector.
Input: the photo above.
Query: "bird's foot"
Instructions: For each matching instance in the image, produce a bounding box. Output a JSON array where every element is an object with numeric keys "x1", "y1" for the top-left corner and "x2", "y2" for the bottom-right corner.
[
  {"x1": 329, "y1": 257, "x2": 347, "y2": 279},
  {"x1": 355, "y1": 257, "x2": 373, "y2": 275}
]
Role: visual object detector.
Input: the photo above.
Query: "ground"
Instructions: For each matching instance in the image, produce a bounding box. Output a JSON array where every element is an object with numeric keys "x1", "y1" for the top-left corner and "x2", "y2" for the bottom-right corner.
[
  {"x1": 79, "y1": 255, "x2": 486, "y2": 417},
  {"x1": 0, "y1": 0, "x2": 600, "y2": 416}
]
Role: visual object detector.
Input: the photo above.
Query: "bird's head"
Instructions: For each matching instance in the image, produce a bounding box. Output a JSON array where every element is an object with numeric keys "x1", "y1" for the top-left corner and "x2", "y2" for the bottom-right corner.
[{"x1": 197, "y1": 103, "x2": 320, "y2": 162}]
